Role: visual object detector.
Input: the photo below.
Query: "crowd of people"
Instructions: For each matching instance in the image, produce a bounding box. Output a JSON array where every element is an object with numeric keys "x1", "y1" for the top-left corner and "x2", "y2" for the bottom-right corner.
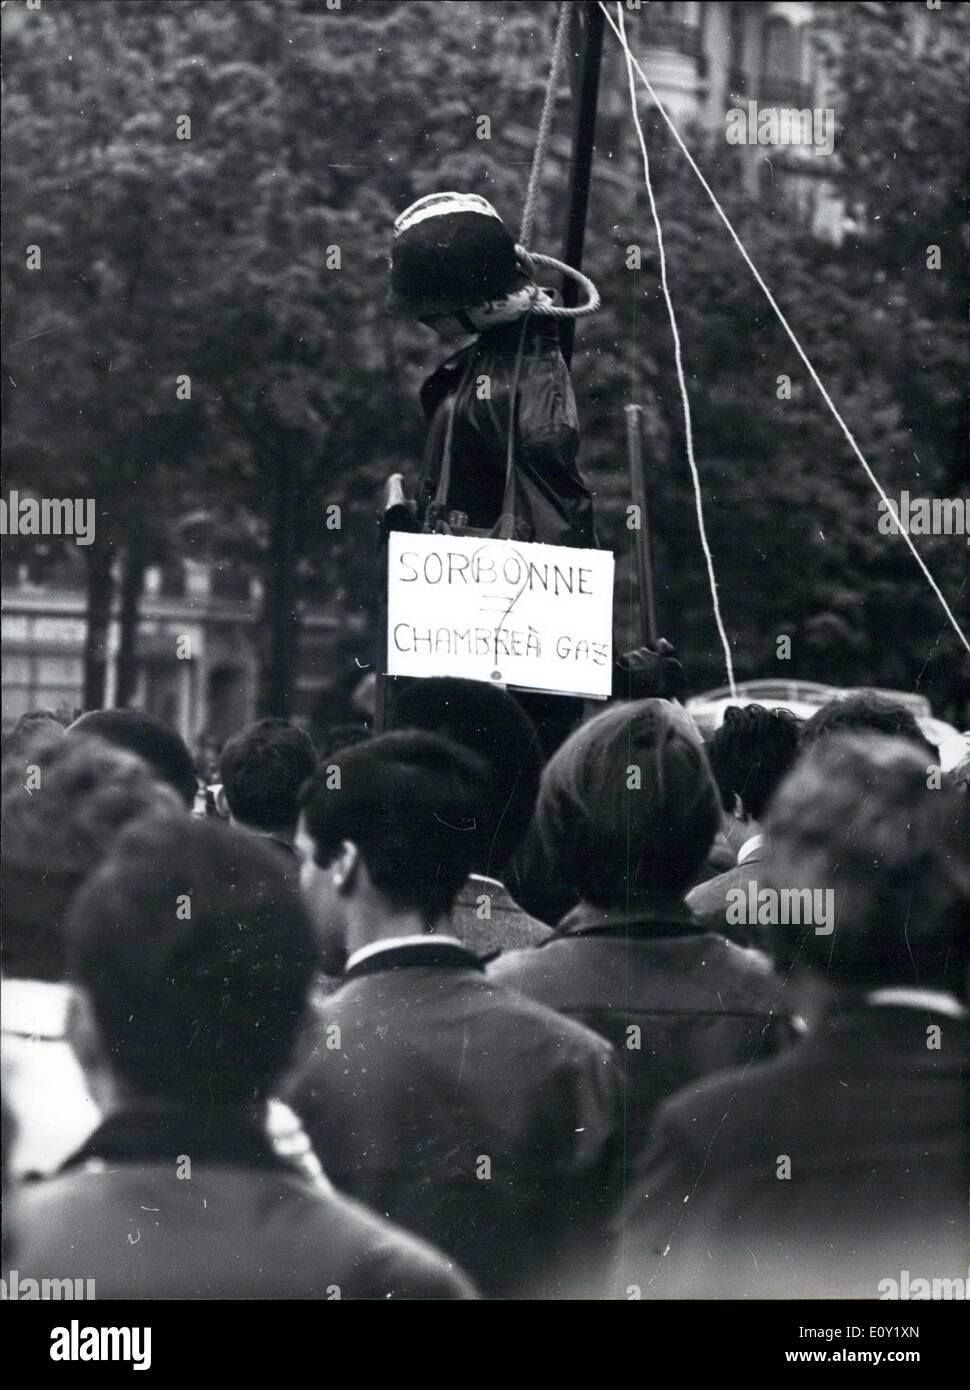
[{"x1": 2, "y1": 679, "x2": 968, "y2": 1299}]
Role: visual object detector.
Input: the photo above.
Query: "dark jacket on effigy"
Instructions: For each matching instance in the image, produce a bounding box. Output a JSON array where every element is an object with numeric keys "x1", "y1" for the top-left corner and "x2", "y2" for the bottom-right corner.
[
  {"x1": 488, "y1": 899, "x2": 796, "y2": 1168},
  {"x1": 290, "y1": 939, "x2": 623, "y2": 1298},
  {"x1": 417, "y1": 317, "x2": 596, "y2": 547},
  {"x1": 11, "y1": 1109, "x2": 474, "y2": 1299},
  {"x1": 617, "y1": 1003, "x2": 970, "y2": 1299}
]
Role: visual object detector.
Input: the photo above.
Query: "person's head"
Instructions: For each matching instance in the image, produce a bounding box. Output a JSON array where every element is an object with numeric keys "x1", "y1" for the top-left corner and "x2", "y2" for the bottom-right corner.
[
  {"x1": 68, "y1": 709, "x2": 198, "y2": 808},
  {"x1": 801, "y1": 691, "x2": 937, "y2": 762},
  {"x1": 314, "y1": 722, "x2": 370, "y2": 761},
  {"x1": 768, "y1": 733, "x2": 970, "y2": 994},
  {"x1": 66, "y1": 815, "x2": 318, "y2": 1111},
  {"x1": 388, "y1": 191, "x2": 532, "y2": 324},
  {"x1": 706, "y1": 704, "x2": 801, "y2": 825},
  {"x1": 295, "y1": 731, "x2": 492, "y2": 971},
  {"x1": 218, "y1": 718, "x2": 317, "y2": 838},
  {"x1": 388, "y1": 678, "x2": 542, "y2": 874},
  {"x1": 1, "y1": 737, "x2": 182, "y2": 982},
  {"x1": 2, "y1": 710, "x2": 67, "y2": 763},
  {"x1": 532, "y1": 699, "x2": 720, "y2": 908}
]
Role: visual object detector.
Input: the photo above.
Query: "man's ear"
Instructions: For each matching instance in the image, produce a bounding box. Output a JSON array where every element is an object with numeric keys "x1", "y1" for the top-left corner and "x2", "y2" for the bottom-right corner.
[
  {"x1": 215, "y1": 786, "x2": 231, "y2": 820},
  {"x1": 732, "y1": 792, "x2": 746, "y2": 822},
  {"x1": 333, "y1": 839, "x2": 360, "y2": 894}
]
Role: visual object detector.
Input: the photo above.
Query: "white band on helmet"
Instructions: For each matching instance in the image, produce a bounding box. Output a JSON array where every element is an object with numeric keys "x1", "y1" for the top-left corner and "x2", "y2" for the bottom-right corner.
[{"x1": 393, "y1": 191, "x2": 503, "y2": 238}]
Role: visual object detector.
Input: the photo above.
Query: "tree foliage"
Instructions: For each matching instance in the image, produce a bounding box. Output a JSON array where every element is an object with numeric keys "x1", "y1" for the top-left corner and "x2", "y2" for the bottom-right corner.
[{"x1": 2, "y1": 0, "x2": 966, "y2": 719}]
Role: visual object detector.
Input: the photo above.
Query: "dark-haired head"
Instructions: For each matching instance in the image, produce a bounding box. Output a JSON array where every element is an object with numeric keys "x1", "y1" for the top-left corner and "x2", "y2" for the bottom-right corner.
[
  {"x1": 532, "y1": 699, "x2": 720, "y2": 908},
  {"x1": 801, "y1": 691, "x2": 937, "y2": 763},
  {"x1": 66, "y1": 815, "x2": 318, "y2": 1109},
  {"x1": 296, "y1": 730, "x2": 493, "y2": 969},
  {"x1": 1, "y1": 736, "x2": 182, "y2": 981},
  {"x1": 2, "y1": 709, "x2": 68, "y2": 764},
  {"x1": 768, "y1": 733, "x2": 970, "y2": 993},
  {"x1": 219, "y1": 718, "x2": 317, "y2": 836},
  {"x1": 388, "y1": 677, "x2": 542, "y2": 873},
  {"x1": 707, "y1": 704, "x2": 801, "y2": 821},
  {"x1": 68, "y1": 709, "x2": 198, "y2": 808}
]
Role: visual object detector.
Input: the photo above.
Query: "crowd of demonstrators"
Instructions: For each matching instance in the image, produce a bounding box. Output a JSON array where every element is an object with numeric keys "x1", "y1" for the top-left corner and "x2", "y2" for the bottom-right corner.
[
  {"x1": 11, "y1": 815, "x2": 472, "y2": 1299},
  {"x1": 489, "y1": 700, "x2": 794, "y2": 1170},
  {"x1": 2, "y1": 681, "x2": 968, "y2": 1300},
  {"x1": 621, "y1": 734, "x2": 970, "y2": 1299},
  {"x1": 291, "y1": 731, "x2": 621, "y2": 1297}
]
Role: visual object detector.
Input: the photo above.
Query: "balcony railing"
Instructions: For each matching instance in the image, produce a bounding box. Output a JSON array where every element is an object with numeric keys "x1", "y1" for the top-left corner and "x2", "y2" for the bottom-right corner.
[{"x1": 641, "y1": 18, "x2": 703, "y2": 59}]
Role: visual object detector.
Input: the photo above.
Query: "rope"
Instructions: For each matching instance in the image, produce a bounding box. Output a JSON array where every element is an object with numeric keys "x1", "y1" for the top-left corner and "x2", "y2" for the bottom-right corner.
[
  {"x1": 602, "y1": 1, "x2": 970, "y2": 659},
  {"x1": 613, "y1": 3, "x2": 737, "y2": 697},
  {"x1": 516, "y1": 248, "x2": 601, "y2": 318},
  {"x1": 519, "y1": 1, "x2": 571, "y2": 248}
]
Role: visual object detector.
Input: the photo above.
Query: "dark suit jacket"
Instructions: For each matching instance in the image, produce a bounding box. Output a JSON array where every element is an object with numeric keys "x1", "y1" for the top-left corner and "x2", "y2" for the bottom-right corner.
[
  {"x1": 489, "y1": 901, "x2": 794, "y2": 1168},
  {"x1": 685, "y1": 840, "x2": 771, "y2": 950},
  {"x1": 619, "y1": 1004, "x2": 970, "y2": 1299},
  {"x1": 11, "y1": 1109, "x2": 474, "y2": 1299},
  {"x1": 290, "y1": 940, "x2": 623, "y2": 1298}
]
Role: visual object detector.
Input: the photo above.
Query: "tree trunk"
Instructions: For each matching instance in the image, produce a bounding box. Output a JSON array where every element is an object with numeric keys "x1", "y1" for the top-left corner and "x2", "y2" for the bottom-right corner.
[
  {"x1": 258, "y1": 440, "x2": 300, "y2": 718},
  {"x1": 82, "y1": 544, "x2": 114, "y2": 711},
  {"x1": 115, "y1": 544, "x2": 147, "y2": 707}
]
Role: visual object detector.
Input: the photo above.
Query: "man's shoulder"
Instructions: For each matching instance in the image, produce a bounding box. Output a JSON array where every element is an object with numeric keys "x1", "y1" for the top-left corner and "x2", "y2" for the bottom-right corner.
[
  {"x1": 685, "y1": 863, "x2": 745, "y2": 916},
  {"x1": 13, "y1": 1161, "x2": 475, "y2": 1299},
  {"x1": 482, "y1": 970, "x2": 618, "y2": 1067},
  {"x1": 653, "y1": 1046, "x2": 803, "y2": 1150},
  {"x1": 305, "y1": 1185, "x2": 477, "y2": 1298}
]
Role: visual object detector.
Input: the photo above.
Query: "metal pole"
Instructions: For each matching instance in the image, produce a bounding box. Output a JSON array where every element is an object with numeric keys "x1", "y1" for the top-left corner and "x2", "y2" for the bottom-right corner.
[
  {"x1": 560, "y1": 0, "x2": 605, "y2": 367},
  {"x1": 624, "y1": 403, "x2": 659, "y2": 645}
]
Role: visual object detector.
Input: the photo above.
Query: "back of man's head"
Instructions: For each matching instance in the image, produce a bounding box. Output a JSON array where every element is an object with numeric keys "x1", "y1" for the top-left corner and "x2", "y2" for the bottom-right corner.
[
  {"x1": 769, "y1": 733, "x2": 970, "y2": 992},
  {"x1": 388, "y1": 678, "x2": 542, "y2": 874},
  {"x1": 219, "y1": 719, "x2": 317, "y2": 835},
  {"x1": 298, "y1": 729, "x2": 493, "y2": 924},
  {"x1": 66, "y1": 815, "x2": 318, "y2": 1108},
  {"x1": 2, "y1": 710, "x2": 67, "y2": 764},
  {"x1": 801, "y1": 691, "x2": 937, "y2": 762},
  {"x1": 707, "y1": 704, "x2": 801, "y2": 820},
  {"x1": 533, "y1": 698, "x2": 720, "y2": 906},
  {"x1": 1, "y1": 737, "x2": 182, "y2": 981},
  {"x1": 68, "y1": 709, "x2": 198, "y2": 808}
]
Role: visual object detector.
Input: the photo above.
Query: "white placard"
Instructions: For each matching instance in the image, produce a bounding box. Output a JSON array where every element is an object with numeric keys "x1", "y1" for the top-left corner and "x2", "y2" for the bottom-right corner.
[{"x1": 387, "y1": 532, "x2": 614, "y2": 699}]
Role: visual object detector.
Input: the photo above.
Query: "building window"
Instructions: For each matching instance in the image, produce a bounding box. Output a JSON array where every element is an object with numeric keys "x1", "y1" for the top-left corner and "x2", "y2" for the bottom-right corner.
[
  {"x1": 729, "y1": 3, "x2": 746, "y2": 98},
  {"x1": 761, "y1": 17, "x2": 811, "y2": 108},
  {"x1": 642, "y1": 1, "x2": 702, "y2": 59}
]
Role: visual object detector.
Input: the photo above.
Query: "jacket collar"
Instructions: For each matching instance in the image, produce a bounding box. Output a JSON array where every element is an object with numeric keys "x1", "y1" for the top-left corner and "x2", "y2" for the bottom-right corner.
[
  {"x1": 62, "y1": 1106, "x2": 287, "y2": 1174},
  {"x1": 550, "y1": 897, "x2": 704, "y2": 942},
  {"x1": 0, "y1": 978, "x2": 72, "y2": 1041},
  {"x1": 737, "y1": 832, "x2": 765, "y2": 866},
  {"x1": 343, "y1": 939, "x2": 485, "y2": 983}
]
